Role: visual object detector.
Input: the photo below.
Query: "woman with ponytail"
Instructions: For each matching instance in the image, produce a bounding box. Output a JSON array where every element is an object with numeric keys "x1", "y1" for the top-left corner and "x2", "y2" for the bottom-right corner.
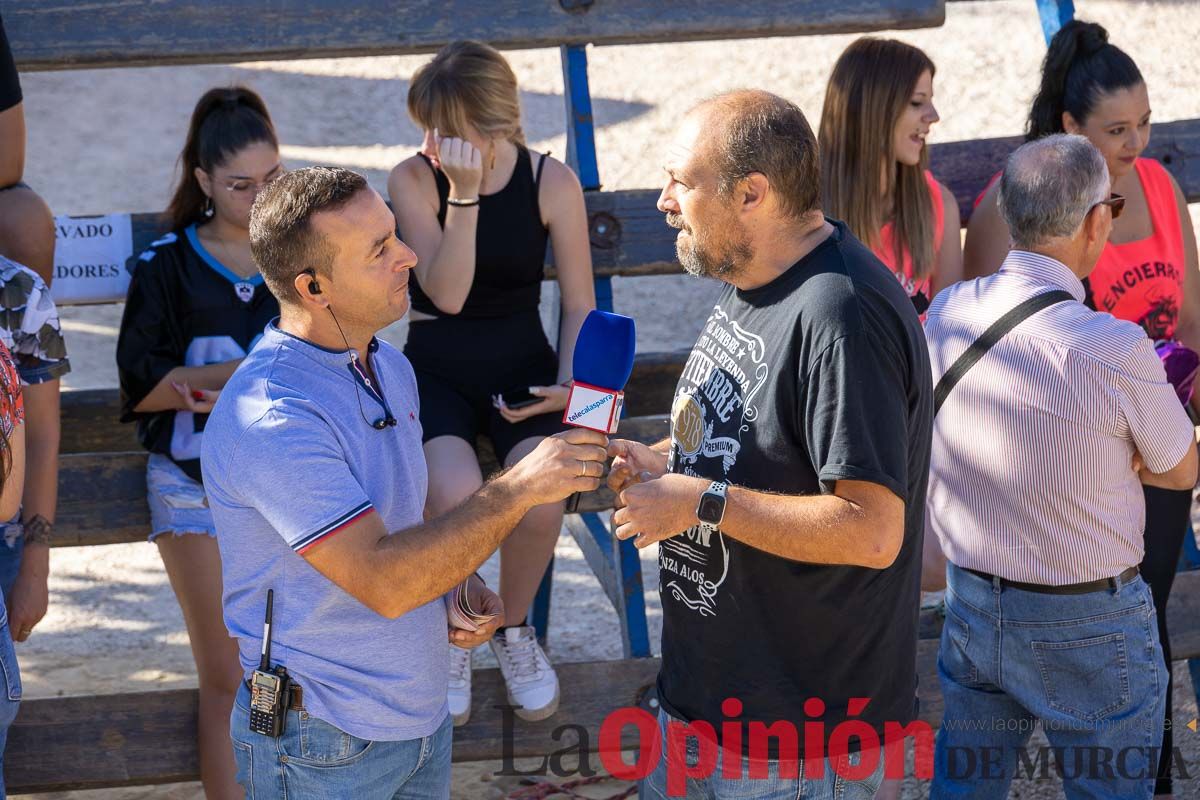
[
  {"x1": 116, "y1": 86, "x2": 283, "y2": 799},
  {"x1": 820, "y1": 37, "x2": 962, "y2": 316},
  {"x1": 965, "y1": 22, "x2": 1199, "y2": 797}
]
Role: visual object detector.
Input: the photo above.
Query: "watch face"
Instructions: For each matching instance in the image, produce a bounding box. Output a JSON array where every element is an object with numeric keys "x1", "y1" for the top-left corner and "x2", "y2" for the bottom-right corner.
[{"x1": 698, "y1": 494, "x2": 724, "y2": 525}]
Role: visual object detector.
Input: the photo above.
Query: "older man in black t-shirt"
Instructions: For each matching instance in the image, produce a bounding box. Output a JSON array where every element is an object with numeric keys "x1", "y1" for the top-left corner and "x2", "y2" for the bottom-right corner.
[{"x1": 608, "y1": 90, "x2": 932, "y2": 798}]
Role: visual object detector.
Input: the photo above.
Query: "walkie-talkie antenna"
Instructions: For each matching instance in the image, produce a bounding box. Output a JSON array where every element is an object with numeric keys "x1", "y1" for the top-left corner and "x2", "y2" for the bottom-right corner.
[{"x1": 258, "y1": 589, "x2": 274, "y2": 672}]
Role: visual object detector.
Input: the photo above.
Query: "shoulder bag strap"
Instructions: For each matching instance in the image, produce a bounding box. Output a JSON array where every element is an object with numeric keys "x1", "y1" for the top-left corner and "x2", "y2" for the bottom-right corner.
[{"x1": 933, "y1": 290, "x2": 1075, "y2": 416}]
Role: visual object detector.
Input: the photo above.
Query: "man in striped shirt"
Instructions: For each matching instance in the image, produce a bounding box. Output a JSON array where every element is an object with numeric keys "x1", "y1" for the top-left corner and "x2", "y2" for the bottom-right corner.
[{"x1": 926, "y1": 135, "x2": 1197, "y2": 799}]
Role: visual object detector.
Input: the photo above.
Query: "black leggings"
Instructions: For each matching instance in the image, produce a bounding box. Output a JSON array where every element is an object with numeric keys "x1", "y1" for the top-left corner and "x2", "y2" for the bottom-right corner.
[{"x1": 1139, "y1": 484, "x2": 1191, "y2": 796}]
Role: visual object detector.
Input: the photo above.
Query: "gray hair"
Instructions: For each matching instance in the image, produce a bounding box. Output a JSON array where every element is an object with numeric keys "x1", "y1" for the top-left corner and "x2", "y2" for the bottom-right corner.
[{"x1": 997, "y1": 134, "x2": 1110, "y2": 251}]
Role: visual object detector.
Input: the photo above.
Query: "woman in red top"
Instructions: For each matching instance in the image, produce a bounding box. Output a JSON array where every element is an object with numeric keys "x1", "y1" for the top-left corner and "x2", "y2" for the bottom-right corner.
[
  {"x1": 965, "y1": 21, "x2": 1199, "y2": 797},
  {"x1": 819, "y1": 37, "x2": 962, "y2": 317},
  {"x1": 820, "y1": 38, "x2": 962, "y2": 799}
]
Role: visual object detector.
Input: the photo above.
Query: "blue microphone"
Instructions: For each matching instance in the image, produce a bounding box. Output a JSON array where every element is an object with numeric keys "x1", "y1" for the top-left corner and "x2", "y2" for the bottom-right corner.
[{"x1": 563, "y1": 310, "x2": 636, "y2": 433}]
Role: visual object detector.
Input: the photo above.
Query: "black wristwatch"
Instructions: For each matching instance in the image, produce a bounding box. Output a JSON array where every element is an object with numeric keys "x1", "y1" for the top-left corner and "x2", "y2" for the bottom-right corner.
[{"x1": 695, "y1": 481, "x2": 728, "y2": 527}]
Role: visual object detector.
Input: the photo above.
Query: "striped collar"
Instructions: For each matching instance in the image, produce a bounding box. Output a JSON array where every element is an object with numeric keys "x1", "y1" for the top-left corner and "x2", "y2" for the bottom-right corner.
[{"x1": 997, "y1": 250, "x2": 1086, "y2": 302}]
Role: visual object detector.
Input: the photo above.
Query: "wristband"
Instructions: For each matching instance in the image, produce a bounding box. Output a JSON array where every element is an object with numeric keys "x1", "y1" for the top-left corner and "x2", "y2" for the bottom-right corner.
[
  {"x1": 447, "y1": 197, "x2": 480, "y2": 207},
  {"x1": 23, "y1": 515, "x2": 52, "y2": 545}
]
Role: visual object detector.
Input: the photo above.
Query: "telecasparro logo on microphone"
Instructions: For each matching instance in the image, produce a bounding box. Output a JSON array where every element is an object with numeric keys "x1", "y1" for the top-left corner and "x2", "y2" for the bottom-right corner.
[
  {"x1": 568, "y1": 393, "x2": 612, "y2": 423},
  {"x1": 564, "y1": 382, "x2": 621, "y2": 432}
]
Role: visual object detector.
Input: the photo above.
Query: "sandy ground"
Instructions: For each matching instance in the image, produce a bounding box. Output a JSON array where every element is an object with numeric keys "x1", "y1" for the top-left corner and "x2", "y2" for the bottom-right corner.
[{"x1": 9, "y1": 0, "x2": 1200, "y2": 797}]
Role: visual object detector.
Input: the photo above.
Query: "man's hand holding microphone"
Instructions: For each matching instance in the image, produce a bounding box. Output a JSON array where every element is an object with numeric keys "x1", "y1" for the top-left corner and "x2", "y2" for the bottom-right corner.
[{"x1": 503, "y1": 428, "x2": 612, "y2": 505}]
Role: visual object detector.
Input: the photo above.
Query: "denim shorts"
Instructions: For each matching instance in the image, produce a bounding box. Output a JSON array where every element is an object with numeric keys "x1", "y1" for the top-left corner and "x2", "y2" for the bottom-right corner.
[{"x1": 146, "y1": 454, "x2": 215, "y2": 542}]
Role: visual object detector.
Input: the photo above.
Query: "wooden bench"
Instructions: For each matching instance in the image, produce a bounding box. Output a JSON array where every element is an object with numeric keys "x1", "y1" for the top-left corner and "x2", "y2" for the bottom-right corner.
[{"x1": 6, "y1": 0, "x2": 1200, "y2": 793}]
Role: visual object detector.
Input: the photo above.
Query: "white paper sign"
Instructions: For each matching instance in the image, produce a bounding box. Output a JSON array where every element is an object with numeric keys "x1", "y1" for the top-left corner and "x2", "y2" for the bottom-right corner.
[{"x1": 52, "y1": 214, "x2": 134, "y2": 305}]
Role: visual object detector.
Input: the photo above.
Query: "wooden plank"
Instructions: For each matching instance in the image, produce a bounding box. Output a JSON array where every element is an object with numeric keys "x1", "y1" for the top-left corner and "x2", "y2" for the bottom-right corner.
[
  {"x1": 4, "y1": 689, "x2": 200, "y2": 793},
  {"x1": 51, "y1": 414, "x2": 669, "y2": 547},
  {"x1": 55, "y1": 451, "x2": 150, "y2": 547},
  {"x1": 116, "y1": 190, "x2": 678, "y2": 289},
  {"x1": 12, "y1": 620, "x2": 1200, "y2": 792},
  {"x1": 4, "y1": 659, "x2": 661, "y2": 793},
  {"x1": 930, "y1": 118, "x2": 1200, "y2": 225},
  {"x1": 59, "y1": 389, "x2": 138, "y2": 455},
  {"x1": 58, "y1": 351, "x2": 685, "y2": 455},
  {"x1": 7, "y1": 0, "x2": 944, "y2": 72},
  {"x1": 57, "y1": 119, "x2": 1199, "y2": 308}
]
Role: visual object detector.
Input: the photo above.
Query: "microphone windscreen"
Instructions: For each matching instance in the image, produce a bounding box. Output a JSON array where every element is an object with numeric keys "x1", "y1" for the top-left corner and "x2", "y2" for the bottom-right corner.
[{"x1": 572, "y1": 310, "x2": 636, "y2": 390}]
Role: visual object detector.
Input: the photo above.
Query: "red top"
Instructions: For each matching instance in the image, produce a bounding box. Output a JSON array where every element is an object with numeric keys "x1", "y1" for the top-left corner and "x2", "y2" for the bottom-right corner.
[
  {"x1": 0, "y1": 342, "x2": 22, "y2": 437},
  {"x1": 974, "y1": 158, "x2": 1184, "y2": 339},
  {"x1": 873, "y1": 170, "x2": 944, "y2": 307},
  {"x1": 1087, "y1": 158, "x2": 1185, "y2": 339}
]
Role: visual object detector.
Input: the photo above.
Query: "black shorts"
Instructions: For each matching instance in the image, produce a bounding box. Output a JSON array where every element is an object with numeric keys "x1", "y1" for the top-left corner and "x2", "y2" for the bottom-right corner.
[{"x1": 404, "y1": 311, "x2": 567, "y2": 464}]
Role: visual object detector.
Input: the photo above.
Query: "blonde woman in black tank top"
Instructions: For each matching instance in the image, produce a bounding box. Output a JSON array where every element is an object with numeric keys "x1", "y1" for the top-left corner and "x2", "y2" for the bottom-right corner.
[{"x1": 388, "y1": 41, "x2": 596, "y2": 726}]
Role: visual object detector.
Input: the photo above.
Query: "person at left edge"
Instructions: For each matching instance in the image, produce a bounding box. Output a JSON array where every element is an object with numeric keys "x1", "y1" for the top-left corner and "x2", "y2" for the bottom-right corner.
[{"x1": 202, "y1": 166, "x2": 609, "y2": 800}]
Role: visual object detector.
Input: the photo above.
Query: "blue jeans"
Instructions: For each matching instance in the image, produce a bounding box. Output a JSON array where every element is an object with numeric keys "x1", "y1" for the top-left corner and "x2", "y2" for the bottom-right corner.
[
  {"x1": 229, "y1": 681, "x2": 452, "y2": 799},
  {"x1": 932, "y1": 563, "x2": 1166, "y2": 800},
  {"x1": 0, "y1": 533, "x2": 23, "y2": 800},
  {"x1": 643, "y1": 709, "x2": 885, "y2": 799}
]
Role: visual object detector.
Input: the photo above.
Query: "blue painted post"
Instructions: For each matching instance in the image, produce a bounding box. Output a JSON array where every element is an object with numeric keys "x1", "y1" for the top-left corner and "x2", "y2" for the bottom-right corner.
[
  {"x1": 532, "y1": 43, "x2": 651, "y2": 660},
  {"x1": 561, "y1": 44, "x2": 601, "y2": 191},
  {"x1": 1035, "y1": 0, "x2": 1074, "y2": 44},
  {"x1": 530, "y1": 43, "x2": 605, "y2": 645},
  {"x1": 559, "y1": 44, "x2": 649, "y2": 657}
]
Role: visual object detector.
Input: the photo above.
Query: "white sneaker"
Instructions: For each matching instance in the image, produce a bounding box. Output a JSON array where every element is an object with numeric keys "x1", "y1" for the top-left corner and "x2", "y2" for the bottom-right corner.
[
  {"x1": 448, "y1": 644, "x2": 472, "y2": 727},
  {"x1": 490, "y1": 626, "x2": 560, "y2": 721}
]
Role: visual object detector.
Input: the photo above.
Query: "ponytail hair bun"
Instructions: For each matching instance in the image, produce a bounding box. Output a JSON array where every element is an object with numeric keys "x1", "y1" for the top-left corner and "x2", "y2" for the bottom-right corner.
[
  {"x1": 166, "y1": 86, "x2": 279, "y2": 230},
  {"x1": 1026, "y1": 19, "x2": 1143, "y2": 141}
]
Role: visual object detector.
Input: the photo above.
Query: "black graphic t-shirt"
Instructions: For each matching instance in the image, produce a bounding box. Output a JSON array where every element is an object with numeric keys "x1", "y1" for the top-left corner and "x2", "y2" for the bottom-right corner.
[
  {"x1": 657, "y1": 219, "x2": 933, "y2": 753},
  {"x1": 117, "y1": 225, "x2": 279, "y2": 483}
]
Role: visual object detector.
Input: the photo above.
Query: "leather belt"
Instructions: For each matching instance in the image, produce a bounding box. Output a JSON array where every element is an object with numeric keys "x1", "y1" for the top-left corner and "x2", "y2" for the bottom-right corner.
[
  {"x1": 245, "y1": 678, "x2": 304, "y2": 711},
  {"x1": 963, "y1": 565, "x2": 1140, "y2": 595}
]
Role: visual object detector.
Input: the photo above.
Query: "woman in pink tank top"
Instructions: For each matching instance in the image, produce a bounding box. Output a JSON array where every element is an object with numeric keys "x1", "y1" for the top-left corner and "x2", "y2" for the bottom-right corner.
[
  {"x1": 820, "y1": 38, "x2": 962, "y2": 800},
  {"x1": 964, "y1": 21, "x2": 1199, "y2": 798},
  {"x1": 819, "y1": 37, "x2": 962, "y2": 317}
]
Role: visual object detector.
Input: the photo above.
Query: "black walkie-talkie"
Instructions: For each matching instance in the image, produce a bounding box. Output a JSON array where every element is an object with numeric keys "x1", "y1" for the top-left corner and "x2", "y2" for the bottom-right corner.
[{"x1": 248, "y1": 589, "x2": 291, "y2": 737}]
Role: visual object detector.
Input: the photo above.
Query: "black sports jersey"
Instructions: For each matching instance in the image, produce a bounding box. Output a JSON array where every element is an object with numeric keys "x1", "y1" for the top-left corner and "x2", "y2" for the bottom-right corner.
[{"x1": 117, "y1": 225, "x2": 279, "y2": 483}]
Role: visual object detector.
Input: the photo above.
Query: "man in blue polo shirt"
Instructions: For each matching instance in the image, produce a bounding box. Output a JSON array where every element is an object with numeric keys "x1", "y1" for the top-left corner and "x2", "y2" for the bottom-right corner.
[{"x1": 201, "y1": 166, "x2": 609, "y2": 799}]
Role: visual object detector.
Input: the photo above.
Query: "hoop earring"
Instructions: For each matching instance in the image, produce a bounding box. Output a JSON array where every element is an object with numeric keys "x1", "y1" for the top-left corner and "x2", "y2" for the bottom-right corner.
[{"x1": 203, "y1": 196, "x2": 214, "y2": 218}]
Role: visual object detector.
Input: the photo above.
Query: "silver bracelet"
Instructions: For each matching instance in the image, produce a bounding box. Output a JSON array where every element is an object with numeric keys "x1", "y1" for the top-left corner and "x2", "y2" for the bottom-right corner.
[{"x1": 447, "y1": 197, "x2": 480, "y2": 207}]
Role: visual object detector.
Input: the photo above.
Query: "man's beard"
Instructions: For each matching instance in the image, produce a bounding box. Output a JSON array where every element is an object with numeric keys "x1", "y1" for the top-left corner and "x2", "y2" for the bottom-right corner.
[{"x1": 668, "y1": 213, "x2": 752, "y2": 279}]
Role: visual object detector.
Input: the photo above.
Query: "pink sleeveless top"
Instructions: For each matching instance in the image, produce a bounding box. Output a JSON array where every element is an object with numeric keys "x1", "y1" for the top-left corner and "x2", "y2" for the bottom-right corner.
[
  {"x1": 1086, "y1": 159, "x2": 1186, "y2": 340},
  {"x1": 873, "y1": 170, "x2": 944, "y2": 308},
  {"x1": 974, "y1": 159, "x2": 1184, "y2": 339}
]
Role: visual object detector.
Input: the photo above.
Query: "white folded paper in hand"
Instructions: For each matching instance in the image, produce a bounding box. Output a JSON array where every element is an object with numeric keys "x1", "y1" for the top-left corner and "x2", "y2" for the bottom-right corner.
[{"x1": 447, "y1": 580, "x2": 499, "y2": 632}]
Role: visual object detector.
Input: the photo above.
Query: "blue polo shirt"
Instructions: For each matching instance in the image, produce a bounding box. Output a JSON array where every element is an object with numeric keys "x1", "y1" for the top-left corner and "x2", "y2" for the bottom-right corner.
[{"x1": 202, "y1": 321, "x2": 446, "y2": 741}]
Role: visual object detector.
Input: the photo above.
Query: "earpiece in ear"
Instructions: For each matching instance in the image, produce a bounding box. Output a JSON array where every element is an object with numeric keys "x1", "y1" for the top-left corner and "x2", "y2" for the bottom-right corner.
[{"x1": 304, "y1": 270, "x2": 322, "y2": 295}]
